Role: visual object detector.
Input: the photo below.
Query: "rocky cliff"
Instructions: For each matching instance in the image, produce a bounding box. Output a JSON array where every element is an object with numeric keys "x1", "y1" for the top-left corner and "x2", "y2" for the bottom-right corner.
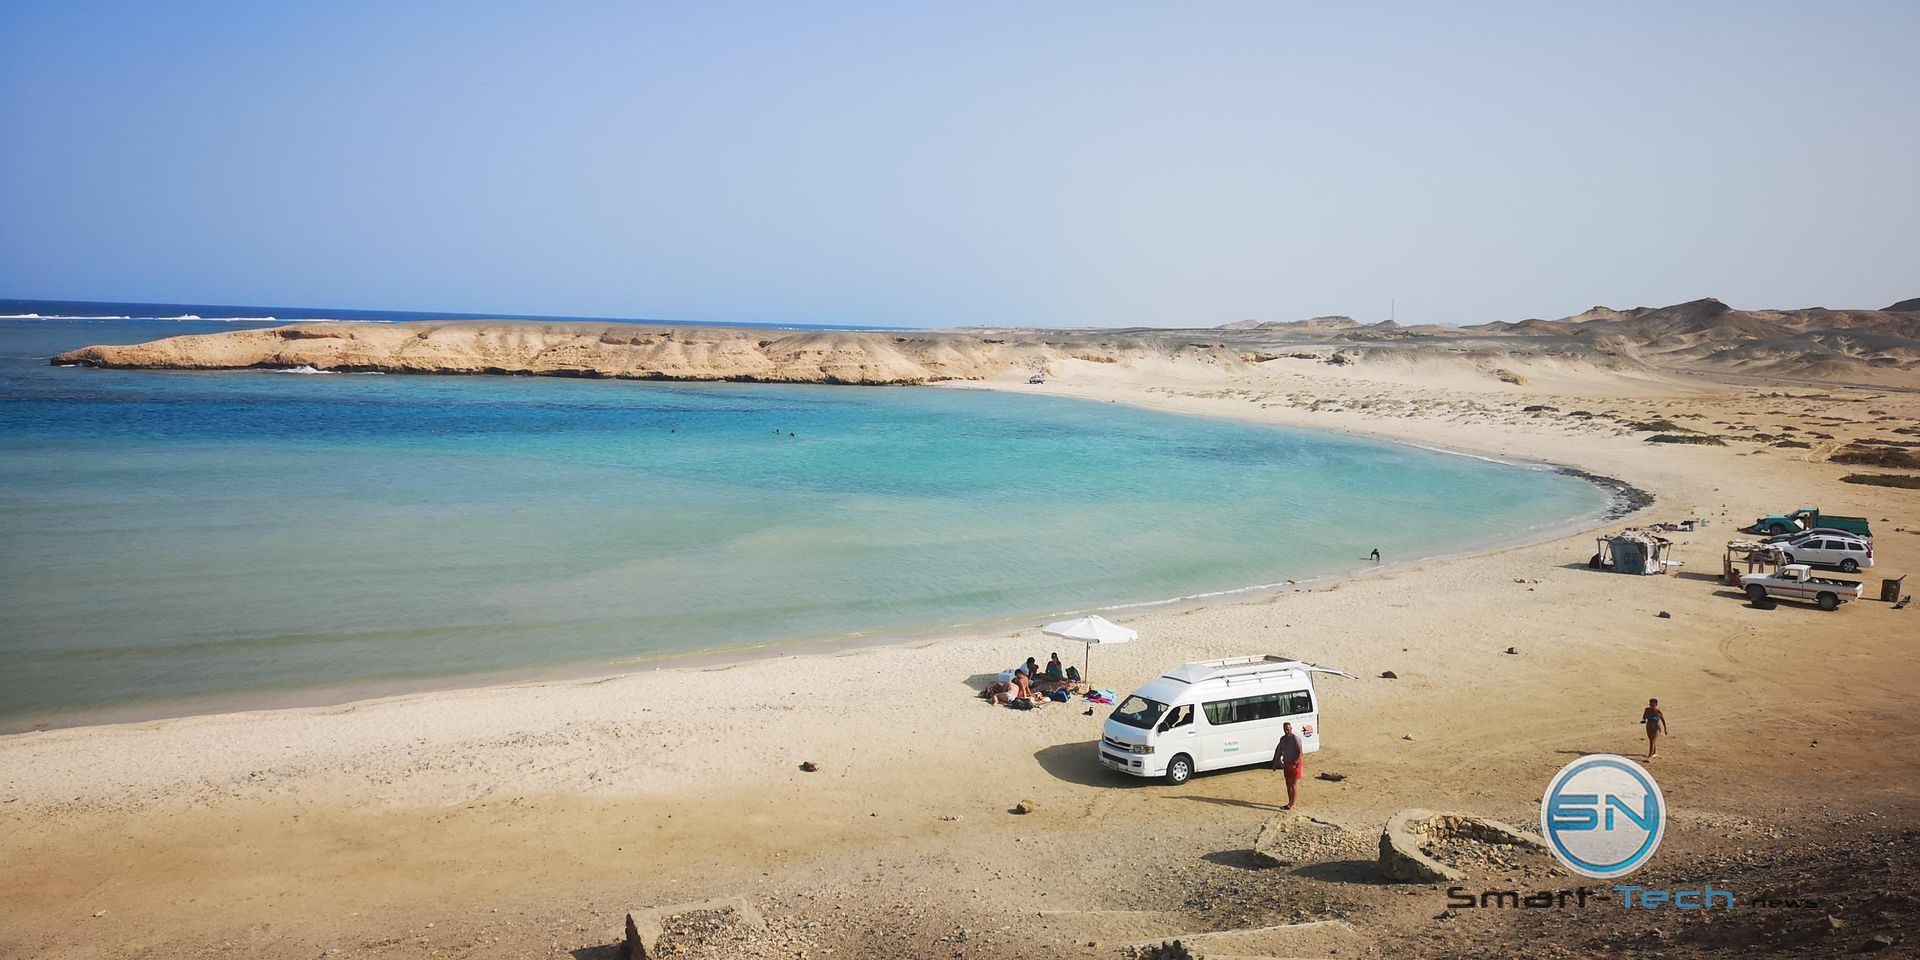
[{"x1": 51, "y1": 321, "x2": 1242, "y2": 385}]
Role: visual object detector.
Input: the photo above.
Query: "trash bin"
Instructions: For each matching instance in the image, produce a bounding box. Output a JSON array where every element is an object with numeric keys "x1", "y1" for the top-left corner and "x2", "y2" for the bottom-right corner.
[{"x1": 1882, "y1": 577, "x2": 1906, "y2": 602}]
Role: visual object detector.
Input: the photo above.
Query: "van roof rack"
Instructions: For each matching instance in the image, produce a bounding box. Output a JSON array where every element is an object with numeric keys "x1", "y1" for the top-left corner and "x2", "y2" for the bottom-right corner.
[{"x1": 1160, "y1": 655, "x2": 1356, "y2": 685}]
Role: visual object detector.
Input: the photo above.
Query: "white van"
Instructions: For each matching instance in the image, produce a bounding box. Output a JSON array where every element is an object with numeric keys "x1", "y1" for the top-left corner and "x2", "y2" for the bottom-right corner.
[{"x1": 1098, "y1": 655, "x2": 1356, "y2": 785}]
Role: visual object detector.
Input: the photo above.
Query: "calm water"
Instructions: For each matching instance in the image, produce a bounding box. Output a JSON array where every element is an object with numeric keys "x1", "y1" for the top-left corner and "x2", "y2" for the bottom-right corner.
[{"x1": 0, "y1": 319, "x2": 1608, "y2": 725}]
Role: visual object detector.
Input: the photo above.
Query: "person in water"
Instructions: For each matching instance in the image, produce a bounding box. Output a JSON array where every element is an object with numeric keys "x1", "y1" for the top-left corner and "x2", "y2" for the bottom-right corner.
[
  {"x1": 1272, "y1": 722, "x2": 1306, "y2": 809},
  {"x1": 1369, "y1": 548, "x2": 1381, "y2": 562},
  {"x1": 1641, "y1": 698, "x2": 1668, "y2": 758}
]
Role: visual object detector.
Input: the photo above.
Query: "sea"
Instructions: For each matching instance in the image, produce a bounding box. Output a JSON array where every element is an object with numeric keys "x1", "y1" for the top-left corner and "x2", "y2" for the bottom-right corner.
[{"x1": 0, "y1": 303, "x2": 1613, "y2": 729}]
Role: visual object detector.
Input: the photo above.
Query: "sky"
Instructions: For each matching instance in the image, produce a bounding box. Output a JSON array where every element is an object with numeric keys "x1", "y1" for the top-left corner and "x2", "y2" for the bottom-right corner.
[{"x1": 2, "y1": 2, "x2": 1916, "y2": 328}]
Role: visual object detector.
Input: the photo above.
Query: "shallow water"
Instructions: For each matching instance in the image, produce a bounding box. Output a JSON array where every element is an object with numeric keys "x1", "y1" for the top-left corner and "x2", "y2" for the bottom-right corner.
[{"x1": 0, "y1": 319, "x2": 1608, "y2": 724}]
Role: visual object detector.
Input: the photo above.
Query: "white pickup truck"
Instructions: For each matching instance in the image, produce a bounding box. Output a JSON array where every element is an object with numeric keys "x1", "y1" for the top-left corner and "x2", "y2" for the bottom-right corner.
[{"x1": 1737, "y1": 564, "x2": 1863, "y2": 611}]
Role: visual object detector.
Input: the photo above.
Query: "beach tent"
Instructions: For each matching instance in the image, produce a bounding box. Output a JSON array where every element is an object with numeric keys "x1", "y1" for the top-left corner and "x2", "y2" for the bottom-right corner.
[
  {"x1": 1600, "y1": 531, "x2": 1672, "y2": 576},
  {"x1": 1042, "y1": 614, "x2": 1138, "y2": 684}
]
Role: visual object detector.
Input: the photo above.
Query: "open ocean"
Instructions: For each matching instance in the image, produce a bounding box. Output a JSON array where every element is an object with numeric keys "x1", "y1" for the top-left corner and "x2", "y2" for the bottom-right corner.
[{"x1": 0, "y1": 313, "x2": 1610, "y2": 727}]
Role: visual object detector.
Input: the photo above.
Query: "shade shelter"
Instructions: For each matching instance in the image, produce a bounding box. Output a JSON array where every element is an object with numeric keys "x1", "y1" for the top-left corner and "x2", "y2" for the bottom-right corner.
[{"x1": 1042, "y1": 614, "x2": 1138, "y2": 685}]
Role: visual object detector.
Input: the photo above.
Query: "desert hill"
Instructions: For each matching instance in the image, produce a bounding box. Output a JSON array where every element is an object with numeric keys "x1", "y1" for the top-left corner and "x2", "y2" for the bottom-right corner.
[
  {"x1": 1214, "y1": 297, "x2": 1919, "y2": 385},
  {"x1": 1219, "y1": 315, "x2": 1362, "y2": 333}
]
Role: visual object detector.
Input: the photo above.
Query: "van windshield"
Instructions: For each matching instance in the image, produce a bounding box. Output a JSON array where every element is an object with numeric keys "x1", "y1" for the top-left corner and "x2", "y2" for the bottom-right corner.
[{"x1": 1110, "y1": 695, "x2": 1169, "y2": 730}]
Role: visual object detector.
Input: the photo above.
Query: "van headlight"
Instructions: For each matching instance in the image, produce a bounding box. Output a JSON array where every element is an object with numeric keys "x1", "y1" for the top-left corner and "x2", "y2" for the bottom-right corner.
[{"x1": 1130, "y1": 744, "x2": 1153, "y2": 755}]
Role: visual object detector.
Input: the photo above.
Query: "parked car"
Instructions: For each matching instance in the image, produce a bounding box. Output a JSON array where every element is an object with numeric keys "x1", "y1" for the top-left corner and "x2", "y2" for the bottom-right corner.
[
  {"x1": 1100, "y1": 655, "x2": 1355, "y2": 785},
  {"x1": 1764, "y1": 527, "x2": 1871, "y2": 545},
  {"x1": 1777, "y1": 535, "x2": 1874, "y2": 573},
  {"x1": 1736, "y1": 564, "x2": 1863, "y2": 610},
  {"x1": 1750, "y1": 507, "x2": 1872, "y2": 538}
]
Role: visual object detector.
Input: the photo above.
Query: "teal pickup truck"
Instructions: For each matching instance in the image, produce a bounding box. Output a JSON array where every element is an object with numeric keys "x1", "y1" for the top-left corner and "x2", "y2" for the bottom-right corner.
[{"x1": 1750, "y1": 507, "x2": 1872, "y2": 538}]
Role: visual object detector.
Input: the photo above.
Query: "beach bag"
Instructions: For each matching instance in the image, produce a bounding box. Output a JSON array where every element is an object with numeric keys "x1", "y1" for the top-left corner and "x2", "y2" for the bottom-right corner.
[
  {"x1": 1048, "y1": 689, "x2": 1070, "y2": 703},
  {"x1": 1010, "y1": 698, "x2": 1033, "y2": 710},
  {"x1": 1065, "y1": 666, "x2": 1082, "y2": 682}
]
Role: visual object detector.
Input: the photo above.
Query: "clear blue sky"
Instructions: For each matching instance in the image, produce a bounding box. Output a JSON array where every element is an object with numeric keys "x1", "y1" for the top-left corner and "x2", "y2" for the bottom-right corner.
[{"x1": 3, "y1": 2, "x2": 1916, "y2": 327}]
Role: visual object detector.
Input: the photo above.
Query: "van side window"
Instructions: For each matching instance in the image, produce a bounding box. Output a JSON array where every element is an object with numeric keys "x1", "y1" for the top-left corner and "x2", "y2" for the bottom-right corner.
[
  {"x1": 1281, "y1": 690, "x2": 1313, "y2": 716},
  {"x1": 1254, "y1": 694, "x2": 1279, "y2": 721},
  {"x1": 1203, "y1": 692, "x2": 1299, "y2": 725}
]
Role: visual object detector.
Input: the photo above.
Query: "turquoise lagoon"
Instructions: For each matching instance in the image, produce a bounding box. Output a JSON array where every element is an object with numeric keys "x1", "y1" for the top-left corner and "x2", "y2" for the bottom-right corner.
[{"x1": 0, "y1": 320, "x2": 1611, "y2": 725}]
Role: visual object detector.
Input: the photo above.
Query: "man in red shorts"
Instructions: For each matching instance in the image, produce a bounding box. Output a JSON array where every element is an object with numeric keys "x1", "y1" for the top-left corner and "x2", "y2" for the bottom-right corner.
[{"x1": 1272, "y1": 722, "x2": 1305, "y2": 810}]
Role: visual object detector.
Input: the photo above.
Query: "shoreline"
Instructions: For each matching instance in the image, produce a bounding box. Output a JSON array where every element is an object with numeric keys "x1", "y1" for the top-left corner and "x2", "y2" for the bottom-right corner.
[
  {"x1": 0, "y1": 400, "x2": 1648, "y2": 736},
  {"x1": 5, "y1": 354, "x2": 1916, "y2": 960}
]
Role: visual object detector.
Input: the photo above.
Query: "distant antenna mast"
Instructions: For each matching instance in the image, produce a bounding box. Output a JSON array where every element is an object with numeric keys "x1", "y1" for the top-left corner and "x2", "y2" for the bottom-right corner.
[{"x1": 1389, "y1": 299, "x2": 1396, "y2": 323}]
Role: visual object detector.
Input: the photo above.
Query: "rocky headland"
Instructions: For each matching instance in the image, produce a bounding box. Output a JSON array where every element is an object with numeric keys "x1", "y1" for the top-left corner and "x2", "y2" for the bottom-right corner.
[{"x1": 51, "y1": 296, "x2": 1920, "y2": 388}]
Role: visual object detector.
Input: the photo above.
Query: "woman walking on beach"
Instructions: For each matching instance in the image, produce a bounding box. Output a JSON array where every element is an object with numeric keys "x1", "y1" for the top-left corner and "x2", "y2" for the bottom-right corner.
[{"x1": 1641, "y1": 698, "x2": 1668, "y2": 758}]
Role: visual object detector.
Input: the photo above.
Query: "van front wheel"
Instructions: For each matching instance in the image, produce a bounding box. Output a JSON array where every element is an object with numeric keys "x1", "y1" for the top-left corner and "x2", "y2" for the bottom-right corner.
[{"x1": 1164, "y1": 754, "x2": 1194, "y2": 786}]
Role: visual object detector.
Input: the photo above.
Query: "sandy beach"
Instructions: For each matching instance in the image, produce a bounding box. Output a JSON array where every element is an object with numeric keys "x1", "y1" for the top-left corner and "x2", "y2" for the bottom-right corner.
[{"x1": 4, "y1": 350, "x2": 1918, "y2": 959}]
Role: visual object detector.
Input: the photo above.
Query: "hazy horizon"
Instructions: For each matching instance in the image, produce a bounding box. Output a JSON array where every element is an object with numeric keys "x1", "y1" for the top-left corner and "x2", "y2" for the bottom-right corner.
[
  {"x1": 4, "y1": 2, "x2": 1916, "y2": 329},
  {"x1": 2, "y1": 291, "x2": 1911, "y2": 332}
]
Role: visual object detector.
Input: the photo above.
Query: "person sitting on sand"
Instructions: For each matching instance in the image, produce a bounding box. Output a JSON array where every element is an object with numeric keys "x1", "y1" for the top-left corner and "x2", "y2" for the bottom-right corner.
[
  {"x1": 1045, "y1": 653, "x2": 1065, "y2": 683},
  {"x1": 1011, "y1": 668, "x2": 1038, "y2": 704},
  {"x1": 1024, "y1": 656, "x2": 1041, "y2": 679}
]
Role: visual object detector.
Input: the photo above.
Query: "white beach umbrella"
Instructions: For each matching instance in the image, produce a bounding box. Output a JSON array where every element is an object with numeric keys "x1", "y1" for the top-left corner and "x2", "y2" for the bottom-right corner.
[{"x1": 1042, "y1": 614, "x2": 1138, "y2": 686}]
